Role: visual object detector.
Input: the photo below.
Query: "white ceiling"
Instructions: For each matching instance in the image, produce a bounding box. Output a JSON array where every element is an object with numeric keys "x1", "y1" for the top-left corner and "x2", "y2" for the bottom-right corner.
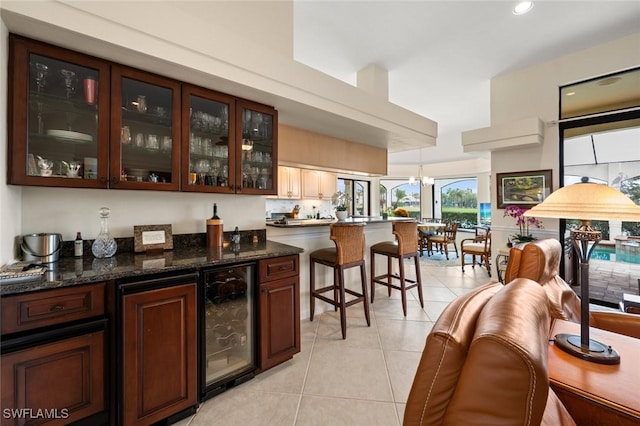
[{"x1": 292, "y1": 0, "x2": 640, "y2": 166}]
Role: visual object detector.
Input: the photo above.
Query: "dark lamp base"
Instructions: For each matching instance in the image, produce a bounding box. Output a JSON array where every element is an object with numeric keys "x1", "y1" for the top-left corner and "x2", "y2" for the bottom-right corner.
[{"x1": 554, "y1": 333, "x2": 620, "y2": 365}]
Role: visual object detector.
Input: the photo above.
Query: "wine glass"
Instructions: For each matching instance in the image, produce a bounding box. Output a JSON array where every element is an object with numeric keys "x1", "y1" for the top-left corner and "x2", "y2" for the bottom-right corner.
[
  {"x1": 34, "y1": 63, "x2": 48, "y2": 94},
  {"x1": 60, "y1": 69, "x2": 76, "y2": 99},
  {"x1": 36, "y1": 101, "x2": 44, "y2": 134},
  {"x1": 210, "y1": 160, "x2": 220, "y2": 186},
  {"x1": 221, "y1": 165, "x2": 228, "y2": 186},
  {"x1": 250, "y1": 167, "x2": 259, "y2": 188}
]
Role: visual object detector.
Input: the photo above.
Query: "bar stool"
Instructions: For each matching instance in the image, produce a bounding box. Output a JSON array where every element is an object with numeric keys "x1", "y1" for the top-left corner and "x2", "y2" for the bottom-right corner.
[
  {"x1": 309, "y1": 223, "x2": 370, "y2": 339},
  {"x1": 370, "y1": 220, "x2": 424, "y2": 316}
]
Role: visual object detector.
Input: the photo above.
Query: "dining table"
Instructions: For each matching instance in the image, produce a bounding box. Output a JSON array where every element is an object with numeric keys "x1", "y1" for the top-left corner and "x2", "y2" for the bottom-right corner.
[{"x1": 417, "y1": 222, "x2": 444, "y2": 232}]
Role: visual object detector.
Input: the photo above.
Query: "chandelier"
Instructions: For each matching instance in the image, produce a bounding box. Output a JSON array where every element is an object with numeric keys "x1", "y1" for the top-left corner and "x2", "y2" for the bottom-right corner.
[{"x1": 409, "y1": 165, "x2": 433, "y2": 186}]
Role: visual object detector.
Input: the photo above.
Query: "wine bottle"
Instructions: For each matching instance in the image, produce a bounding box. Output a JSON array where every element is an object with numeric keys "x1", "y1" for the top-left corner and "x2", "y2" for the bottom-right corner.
[{"x1": 207, "y1": 203, "x2": 223, "y2": 248}]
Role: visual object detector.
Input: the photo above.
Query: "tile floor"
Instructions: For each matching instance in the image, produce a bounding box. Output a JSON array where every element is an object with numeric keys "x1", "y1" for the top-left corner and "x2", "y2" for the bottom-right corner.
[{"x1": 175, "y1": 261, "x2": 492, "y2": 426}]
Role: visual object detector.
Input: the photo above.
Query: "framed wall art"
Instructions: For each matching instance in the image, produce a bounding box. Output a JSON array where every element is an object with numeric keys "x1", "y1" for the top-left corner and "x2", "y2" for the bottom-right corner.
[
  {"x1": 496, "y1": 169, "x2": 552, "y2": 209},
  {"x1": 133, "y1": 224, "x2": 173, "y2": 253}
]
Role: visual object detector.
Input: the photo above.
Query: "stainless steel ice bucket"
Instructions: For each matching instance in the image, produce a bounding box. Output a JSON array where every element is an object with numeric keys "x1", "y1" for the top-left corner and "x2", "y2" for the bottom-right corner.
[{"x1": 21, "y1": 233, "x2": 63, "y2": 263}]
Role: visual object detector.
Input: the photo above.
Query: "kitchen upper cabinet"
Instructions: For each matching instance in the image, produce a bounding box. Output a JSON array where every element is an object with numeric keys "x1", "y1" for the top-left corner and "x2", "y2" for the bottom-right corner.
[
  {"x1": 235, "y1": 100, "x2": 278, "y2": 195},
  {"x1": 7, "y1": 35, "x2": 279, "y2": 196},
  {"x1": 110, "y1": 65, "x2": 181, "y2": 191},
  {"x1": 8, "y1": 35, "x2": 110, "y2": 188},
  {"x1": 182, "y1": 85, "x2": 236, "y2": 193},
  {"x1": 276, "y1": 166, "x2": 301, "y2": 199},
  {"x1": 301, "y1": 169, "x2": 337, "y2": 200}
]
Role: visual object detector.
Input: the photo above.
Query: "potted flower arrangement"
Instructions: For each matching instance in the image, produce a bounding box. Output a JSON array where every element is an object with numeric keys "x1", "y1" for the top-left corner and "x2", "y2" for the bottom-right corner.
[
  {"x1": 332, "y1": 191, "x2": 349, "y2": 221},
  {"x1": 503, "y1": 205, "x2": 543, "y2": 245}
]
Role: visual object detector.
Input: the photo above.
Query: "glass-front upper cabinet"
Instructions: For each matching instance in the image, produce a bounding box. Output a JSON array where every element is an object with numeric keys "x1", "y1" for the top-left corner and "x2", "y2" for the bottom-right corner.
[
  {"x1": 110, "y1": 65, "x2": 181, "y2": 191},
  {"x1": 8, "y1": 35, "x2": 110, "y2": 188},
  {"x1": 181, "y1": 85, "x2": 236, "y2": 193},
  {"x1": 235, "y1": 100, "x2": 277, "y2": 195}
]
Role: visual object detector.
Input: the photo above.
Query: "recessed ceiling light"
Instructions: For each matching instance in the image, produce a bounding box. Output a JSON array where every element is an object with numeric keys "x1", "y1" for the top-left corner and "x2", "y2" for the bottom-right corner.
[
  {"x1": 566, "y1": 92, "x2": 576, "y2": 96},
  {"x1": 513, "y1": 1, "x2": 534, "y2": 15},
  {"x1": 597, "y1": 77, "x2": 622, "y2": 86}
]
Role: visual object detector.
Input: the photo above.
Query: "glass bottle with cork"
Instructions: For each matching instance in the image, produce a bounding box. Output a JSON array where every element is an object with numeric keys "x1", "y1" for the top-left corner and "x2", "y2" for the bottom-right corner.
[{"x1": 207, "y1": 203, "x2": 223, "y2": 248}]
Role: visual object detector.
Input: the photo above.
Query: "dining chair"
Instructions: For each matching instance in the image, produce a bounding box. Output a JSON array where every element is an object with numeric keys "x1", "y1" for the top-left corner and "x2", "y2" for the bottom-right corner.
[
  {"x1": 426, "y1": 222, "x2": 459, "y2": 259},
  {"x1": 461, "y1": 229, "x2": 492, "y2": 276}
]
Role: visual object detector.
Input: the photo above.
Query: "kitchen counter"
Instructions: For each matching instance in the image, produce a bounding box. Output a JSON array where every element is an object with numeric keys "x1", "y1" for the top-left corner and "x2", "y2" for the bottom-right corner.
[
  {"x1": 0, "y1": 240, "x2": 303, "y2": 296},
  {"x1": 266, "y1": 216, "x2": 414, "y2": 227}
]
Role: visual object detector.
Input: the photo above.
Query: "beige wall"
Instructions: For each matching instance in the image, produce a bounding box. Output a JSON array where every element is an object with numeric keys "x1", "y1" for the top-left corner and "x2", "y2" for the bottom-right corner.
[
  {"x1": 279, "y1": 124, "x2": 387, "y2": 175},
  {"x1": 490, "y1": 32, "x2": 640, "y2": 252}
]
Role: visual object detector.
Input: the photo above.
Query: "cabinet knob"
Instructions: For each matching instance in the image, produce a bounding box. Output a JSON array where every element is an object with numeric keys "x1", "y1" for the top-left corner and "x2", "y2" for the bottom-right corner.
[
  {"x1": 50, "y1": 304, "x2": 64, "y2": 312},
  {"x1": 111, "y1": 177, "x2": 119, "y2": 185}
]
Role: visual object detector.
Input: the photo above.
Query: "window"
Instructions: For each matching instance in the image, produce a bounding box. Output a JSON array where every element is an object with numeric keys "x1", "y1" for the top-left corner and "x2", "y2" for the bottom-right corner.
[
  {"x1": 434, "y1": 178, "x2": 478, "y2": 228},
  {"x1": 338, "y1": 178, "x2": 370, "y2": 216},
  {"x1": 560, "y1": 68, "x2": 640, "y2": 307},
  {"x1": 379, "y1": 180, "x2": 421, "y2": 219}
]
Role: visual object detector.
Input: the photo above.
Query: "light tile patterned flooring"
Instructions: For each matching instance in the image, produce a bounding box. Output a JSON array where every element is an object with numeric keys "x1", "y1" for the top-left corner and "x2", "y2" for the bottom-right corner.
[{"x1": 175, "y1": 261, "x2": 492, "y2": 426}]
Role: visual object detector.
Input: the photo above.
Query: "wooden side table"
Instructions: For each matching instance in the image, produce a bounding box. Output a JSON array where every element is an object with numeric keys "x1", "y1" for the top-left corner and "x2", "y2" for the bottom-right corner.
[{"x1": 548, "y1": 319, "x2": 640, "y2": 425}]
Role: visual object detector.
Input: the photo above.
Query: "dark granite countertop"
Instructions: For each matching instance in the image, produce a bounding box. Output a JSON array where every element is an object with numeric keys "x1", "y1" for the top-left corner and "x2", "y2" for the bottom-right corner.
[
  {"x1": 266, "y1": 216, "x2": 414, "y2": 228},
  {"x1": 1, "y1": 240, "x2": 303, "y2": 296}
]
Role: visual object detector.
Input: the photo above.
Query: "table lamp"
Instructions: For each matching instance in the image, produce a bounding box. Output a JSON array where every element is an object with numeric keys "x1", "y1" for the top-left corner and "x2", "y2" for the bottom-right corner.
[{"x1": 524, "y1": 177, "x2": 640, "y2": 364}]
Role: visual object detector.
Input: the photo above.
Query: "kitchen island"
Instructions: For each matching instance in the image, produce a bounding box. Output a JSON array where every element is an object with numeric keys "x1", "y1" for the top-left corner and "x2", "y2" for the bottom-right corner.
[{"x1": 267, "y1": 216, "x2": 413, "y2": 320}]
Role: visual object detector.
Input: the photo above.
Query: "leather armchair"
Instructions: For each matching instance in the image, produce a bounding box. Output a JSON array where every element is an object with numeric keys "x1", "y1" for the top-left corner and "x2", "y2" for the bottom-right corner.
[
  {"x1": 404, "y1": 279, "x2": 575, "y2": 425},
  {"x1": 504, "y1": 238, "x2": 640, "y2": 339}
]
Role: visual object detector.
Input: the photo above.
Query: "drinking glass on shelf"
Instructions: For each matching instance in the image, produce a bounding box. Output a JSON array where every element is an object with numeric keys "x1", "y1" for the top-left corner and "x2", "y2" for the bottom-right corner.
[
  {"x1": 120, "y1": 126, "x2": 131, "y2": 145},
  {"x1": 136, "y1": 95, "x2": 147, "y2": 113},
  {"x1": 250, "y1": 167, "x2": 259, "y2": 188},
  {"x1": 34, "y1": 63, "x2": 48, "y2": 94},
  {"x1": 60, "y1": 69, "x2": 76, "y2": 99},
  {"x1": 146, "y1": 134, "x2": 159, "y2": 150},
  {"x1": 36, "y1": 101, "x2": 45, "y2": 134},
  {"x1": 135, "y1": 133, "x2": 145, "y2": 148},
  {"x1": 221, "y1": 165, "x2": 228, "y2": 186}
]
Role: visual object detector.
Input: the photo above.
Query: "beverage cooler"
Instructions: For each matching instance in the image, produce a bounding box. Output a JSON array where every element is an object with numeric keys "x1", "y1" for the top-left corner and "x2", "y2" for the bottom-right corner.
[{"x1": 200, "y1": 263, "x2": 256, "y2": 400}]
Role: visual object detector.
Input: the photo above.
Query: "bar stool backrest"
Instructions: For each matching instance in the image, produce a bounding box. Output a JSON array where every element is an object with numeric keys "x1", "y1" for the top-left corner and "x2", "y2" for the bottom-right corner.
[
  {"x1": 393, "y1": 220, "x2": 418, "y2": 255},
  {"x1": 330, "y1": 223, "x2": 366, "y2": 265}
]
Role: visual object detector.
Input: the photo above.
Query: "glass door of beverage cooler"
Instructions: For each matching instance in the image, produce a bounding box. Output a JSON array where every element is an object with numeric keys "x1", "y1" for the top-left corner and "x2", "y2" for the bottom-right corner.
[
  {"x1": 182, "y1": 85, "x2": 235, "y2": 193},
  {"x1": 110, "y1": 65, "x2": 181, "y2": 190},
  {"x1": 201, "y1": 263, "x2": 256, "y2": 398}
]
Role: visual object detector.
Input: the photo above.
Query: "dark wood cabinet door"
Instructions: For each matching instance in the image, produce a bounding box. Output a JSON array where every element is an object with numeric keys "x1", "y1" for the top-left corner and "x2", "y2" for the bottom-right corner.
[
  {"x1": 122, "y1": 283, "x2": 197, "y2": 426},
  {"x1": 259, "y1": 275, "x2": 300, "y2": 371},
  {"x1": 1, "y1": 331, "x2": 105, "y2": 426},
  {"x1": 110, "y1": 65, "x2": 181, "y2": 191},
  {"x1": 235, "y1": 100, "x2": 278, "y2": 195},
  {"x1": 8, "y1": 35, "x2": 110, "y2": 188},
  {"x1": 181, "y1": 84, "x2": 236, "y2": 193}
]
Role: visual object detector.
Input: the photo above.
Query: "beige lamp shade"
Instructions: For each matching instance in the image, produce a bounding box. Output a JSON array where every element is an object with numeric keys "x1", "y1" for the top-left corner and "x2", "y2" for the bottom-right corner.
[{"x1": 524, "y1": 181, "x2": 640, "y2": 222}]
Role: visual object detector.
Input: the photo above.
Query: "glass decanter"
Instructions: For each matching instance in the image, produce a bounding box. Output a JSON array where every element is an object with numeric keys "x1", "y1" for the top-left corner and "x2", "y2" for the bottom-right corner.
[{"x1": 92, "y1": 207, "x2": 117, "y2": 258}]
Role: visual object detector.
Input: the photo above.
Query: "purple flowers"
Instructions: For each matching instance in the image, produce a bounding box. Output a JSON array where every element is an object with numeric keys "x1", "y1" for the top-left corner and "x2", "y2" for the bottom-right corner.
[{"x1": 503, "y1": 205, "x2": 543, "y2": 242}]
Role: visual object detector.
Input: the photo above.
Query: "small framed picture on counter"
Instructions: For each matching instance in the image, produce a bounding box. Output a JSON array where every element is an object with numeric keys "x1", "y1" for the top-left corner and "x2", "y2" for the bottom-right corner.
[{"x1": 134, "y1": 224, "x2": 173, "y2": 253}]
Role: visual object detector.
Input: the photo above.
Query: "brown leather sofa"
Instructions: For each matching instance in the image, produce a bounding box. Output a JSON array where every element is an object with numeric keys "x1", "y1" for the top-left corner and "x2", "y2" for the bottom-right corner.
[
  {"x1": 404, "y1": 279, "x2": 575, "y2": 425},
  {"x1": 504, "y1": 238, "x2": 640, "y2": 339}
]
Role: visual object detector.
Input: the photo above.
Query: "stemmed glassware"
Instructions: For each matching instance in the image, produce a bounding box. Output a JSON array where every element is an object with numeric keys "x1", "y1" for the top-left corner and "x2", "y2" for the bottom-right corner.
[
  {"x1": 36, "y1": 101, "x2": 44, "y2": 134},
  {"x1": 34, "y1": 63, "x2": 48, "y2": 94},
  {"x1": 61, "y1": 69, "x2": 76, "y2": 99},
  {"x1": 250, "y1": 167, "x2": 259, "y2": 188},
  {"x1": 210, "y1": 160, "x2": 220, "y2": 186}
]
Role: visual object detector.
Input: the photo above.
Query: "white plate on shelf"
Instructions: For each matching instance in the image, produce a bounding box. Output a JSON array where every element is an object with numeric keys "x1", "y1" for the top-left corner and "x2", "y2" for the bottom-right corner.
[{"x1": 46, "y1": 129, "x2": 93, "y2": 142}]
